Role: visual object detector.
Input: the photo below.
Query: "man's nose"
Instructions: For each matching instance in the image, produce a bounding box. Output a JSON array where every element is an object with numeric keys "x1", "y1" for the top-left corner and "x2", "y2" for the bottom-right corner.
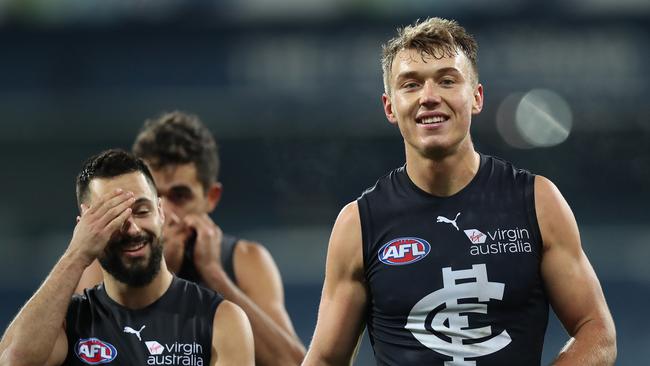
[
  {"x1": 419, "y1": 80, "x2": 441, "y2": 106},
  {"x1": 122, "y1": 216, "x2": 141, "y2": 235}
]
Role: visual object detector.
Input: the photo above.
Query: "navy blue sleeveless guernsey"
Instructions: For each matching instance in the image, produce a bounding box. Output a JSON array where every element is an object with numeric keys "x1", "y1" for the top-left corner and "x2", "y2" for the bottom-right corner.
[
  {"x1": 64, "y1": 276, "x2": 222, "y2": 366},
  {"x1": 179, "y1": 233, "x2": 240, "y2": 287},
  {"x1": 358, "y1": 154, "x2": 548, "y2": 366}
]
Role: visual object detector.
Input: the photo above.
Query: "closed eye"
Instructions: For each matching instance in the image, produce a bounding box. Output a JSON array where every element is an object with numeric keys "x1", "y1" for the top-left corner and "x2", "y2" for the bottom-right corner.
[{"x1": 131, "y1": 199, "x2": 154, "y2": 217}]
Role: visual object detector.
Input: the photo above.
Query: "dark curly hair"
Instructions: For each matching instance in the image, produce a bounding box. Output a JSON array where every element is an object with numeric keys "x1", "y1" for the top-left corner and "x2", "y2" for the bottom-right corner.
[
  {"x1": 76, "y1": 149, "x2": 157, "y2": 209},
  {"x1": 132, "y1": 111, "x2": 219, "y2": 192}
]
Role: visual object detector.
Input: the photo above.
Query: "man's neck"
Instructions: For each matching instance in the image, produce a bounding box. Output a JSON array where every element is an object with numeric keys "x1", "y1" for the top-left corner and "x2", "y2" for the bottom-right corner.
[
  {"x1": 103, "y1": 263, "x2": 174, "y2": 310},
  {"x1": 405, "y1": 143, "x2": 480, "y2": 197}
]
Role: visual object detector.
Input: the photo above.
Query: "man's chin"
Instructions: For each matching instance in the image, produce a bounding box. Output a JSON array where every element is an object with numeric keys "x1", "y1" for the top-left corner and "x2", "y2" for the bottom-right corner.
[
  {"x1": 102, "y1": 263, "x2": 161, "y2": 288},
  {"x1": 99, "y1": 243, "x2": 163, "y2": 287}
]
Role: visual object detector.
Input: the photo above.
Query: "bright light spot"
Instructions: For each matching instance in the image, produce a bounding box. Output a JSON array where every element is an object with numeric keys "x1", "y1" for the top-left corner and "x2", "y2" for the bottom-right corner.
[
  {"x1": 515, "y1": 89, "x2": 573, "y2": 147},
  {"x1": 497, "y1": 92, "x2": 533, "y2": 149}
]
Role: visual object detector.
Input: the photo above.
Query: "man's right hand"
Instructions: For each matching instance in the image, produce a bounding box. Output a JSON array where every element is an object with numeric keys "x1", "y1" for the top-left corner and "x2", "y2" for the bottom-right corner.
[
  {"x1": 184, "y1": 213, "x2": 224, "y2": 278},
  {"x1": 68, "y1": 189, "x2": 135, "y2": 266}
]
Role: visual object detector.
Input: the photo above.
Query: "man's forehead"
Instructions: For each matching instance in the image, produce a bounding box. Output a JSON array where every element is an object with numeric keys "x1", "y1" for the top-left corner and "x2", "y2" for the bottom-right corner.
[
  {"x1": 147, "y1": 162, "x2": 201, "y2": 188},
  {"x1": 392, "y1": 47, "x2": 470, "y2": 75},
  {"x1": 88, "y1": 172, "x2": 156, "y2": 201}
]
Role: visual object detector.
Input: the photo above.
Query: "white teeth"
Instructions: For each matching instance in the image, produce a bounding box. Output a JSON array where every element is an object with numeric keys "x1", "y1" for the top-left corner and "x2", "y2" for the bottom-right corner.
[
  {"x1": 420, "y1": 116, "x2": 446, "y2": 124},
  {"x1": 123, "y1": 243, "x2": 146, "y2": 252}
]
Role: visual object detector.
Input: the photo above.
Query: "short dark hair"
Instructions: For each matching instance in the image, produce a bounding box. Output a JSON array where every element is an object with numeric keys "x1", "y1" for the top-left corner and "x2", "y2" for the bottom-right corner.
[
  {"x1": 132, "y1": 111, "x2": 219, "y2": 193},
  {"x1": 75, "y1": 149, "x2": 157, "y2": 209},
  {"x1": 381, "y1": 17, "x2": 479, "y2": 95}
]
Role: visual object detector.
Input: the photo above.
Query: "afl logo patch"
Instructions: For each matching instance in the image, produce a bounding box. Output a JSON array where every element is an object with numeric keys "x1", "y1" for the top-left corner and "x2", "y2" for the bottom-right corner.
[
  {"x1": 378, "y1": 237, "x2": 431, "y2": 265},
  {"x1": 75, "y1": 338, "x2": 117, "y2": 364}
]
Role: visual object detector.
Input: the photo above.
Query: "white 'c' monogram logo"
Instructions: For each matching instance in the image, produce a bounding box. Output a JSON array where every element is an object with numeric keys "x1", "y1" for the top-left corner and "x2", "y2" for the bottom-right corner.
[{"x1": 405, "y1": 264, "x2": 511, "y2": 366}]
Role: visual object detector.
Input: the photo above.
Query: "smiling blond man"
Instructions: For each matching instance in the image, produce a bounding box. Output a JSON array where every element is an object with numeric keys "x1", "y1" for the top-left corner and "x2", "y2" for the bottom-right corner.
[{"x1": 303, "y1": 17, "x2": 616, "y2": 366}]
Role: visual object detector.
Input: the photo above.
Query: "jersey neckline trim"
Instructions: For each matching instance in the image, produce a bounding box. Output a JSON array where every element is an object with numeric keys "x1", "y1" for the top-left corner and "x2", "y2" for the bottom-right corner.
[{"x1": 400, "y1": 152, "x2": 488, "y2": 200}]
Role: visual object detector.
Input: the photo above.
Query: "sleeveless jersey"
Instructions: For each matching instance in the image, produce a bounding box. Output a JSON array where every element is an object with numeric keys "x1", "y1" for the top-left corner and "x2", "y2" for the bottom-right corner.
[
  {"x1": 64, "y1": 276, "x2": 222, "y2": 366},
  {"x1": 358, "y1": 154, "x2": 548, "y2": 366},
  {"x1": 178, "y1": 233, "x2": 239, "y2": 287}
]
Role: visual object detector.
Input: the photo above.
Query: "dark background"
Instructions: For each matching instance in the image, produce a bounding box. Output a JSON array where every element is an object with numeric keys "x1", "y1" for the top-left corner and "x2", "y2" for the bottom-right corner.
[{"x1": 0, "y1": 0, "x2": 648, "y2": 364}]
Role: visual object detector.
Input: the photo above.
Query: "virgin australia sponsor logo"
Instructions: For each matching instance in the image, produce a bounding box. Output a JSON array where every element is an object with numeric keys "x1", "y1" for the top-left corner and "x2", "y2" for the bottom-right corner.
[
  {"x1": 465, "y1": 227, "x2": 532, "y2": 256},
  {"x1": 144, "y1": 341, "x2": 205, "y2": 366},
  {"x1": 463, "y1": 229, "x2": 486, "y2": 244}
]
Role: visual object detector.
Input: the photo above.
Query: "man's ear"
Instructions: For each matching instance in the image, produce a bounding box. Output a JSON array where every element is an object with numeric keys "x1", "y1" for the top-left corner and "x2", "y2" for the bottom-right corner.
[
  {"x1": 382, "y1": 93, "x2": 399, "y2": 125},
  {"x1": 205, "y1": 182, "x2": 223, "y2": 213},
  {"x1": 472, "y1": 83, "x2": 484, "y2": 115},
  {"x1": 157, "y1": 197, "x2": 165, "y2": 224},
  {"x1": 77, "y1": 203, "x2": 87, "y2": 223}
]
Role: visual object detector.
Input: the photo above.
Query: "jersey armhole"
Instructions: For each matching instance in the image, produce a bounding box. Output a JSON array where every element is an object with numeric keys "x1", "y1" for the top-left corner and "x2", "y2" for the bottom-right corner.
[
  {"x1": 220, "y1": 234, "x2": 239, "y2": 286},
  {"x1": 356, "y1": 197, "x2": 372, "y2": 278},
  {"x1": 525, "y1": 174, "x2": 543, "y2": 256}
]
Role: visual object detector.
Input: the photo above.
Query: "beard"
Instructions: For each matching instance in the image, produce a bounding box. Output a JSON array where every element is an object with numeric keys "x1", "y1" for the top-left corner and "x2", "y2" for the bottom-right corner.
[{"x1": 98, "y1": 230, "x2": 163, "y2": 287}]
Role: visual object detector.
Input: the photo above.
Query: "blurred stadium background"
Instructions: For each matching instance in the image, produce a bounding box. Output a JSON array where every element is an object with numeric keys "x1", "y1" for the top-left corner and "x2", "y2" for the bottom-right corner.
[{"x1": 0, "y1": 0, "x2": 648, "y2": 364}]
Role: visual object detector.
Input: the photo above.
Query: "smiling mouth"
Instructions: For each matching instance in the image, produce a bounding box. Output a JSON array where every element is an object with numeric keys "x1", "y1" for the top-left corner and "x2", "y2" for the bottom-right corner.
[
  {"x1": 121, "y1": 241, "x2": 148, "y2": 253},
  {"x1": 417, "y1": 116, "x2": 449, "y2": 125}
]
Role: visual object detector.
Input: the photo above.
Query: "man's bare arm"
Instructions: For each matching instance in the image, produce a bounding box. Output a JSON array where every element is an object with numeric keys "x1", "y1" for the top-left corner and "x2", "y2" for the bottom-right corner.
[
  {"x1": 536, "y1": 176, "x2": 616, "y2": 365},
  {"x1": 199, "y1": 246, "x2": 306, "y2": 366},
  {"x1": 75, "y1": 260, "x2": 103, "y2": 294},
  {"x1": 0, "y1": 189, "x2": 134, "y2": 366},
  {"x1": 211, "y1": 301, "x2": 254, "y2": 366},
  {"x1": 302, "y1": 201, "x2": 368, "y2": 366},
  {"x1": 188, "y1": 214, "x2": 305, "y2": 366}
]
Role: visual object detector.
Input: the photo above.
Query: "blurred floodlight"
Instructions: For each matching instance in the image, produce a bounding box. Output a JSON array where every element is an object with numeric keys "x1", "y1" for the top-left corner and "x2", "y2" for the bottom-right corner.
[
  {"x1": 515, "y1": 89, "x2": 573, "y2": 147},
  {"x1": 496, "y1": 92, "x2": 534, "y2": 149}
]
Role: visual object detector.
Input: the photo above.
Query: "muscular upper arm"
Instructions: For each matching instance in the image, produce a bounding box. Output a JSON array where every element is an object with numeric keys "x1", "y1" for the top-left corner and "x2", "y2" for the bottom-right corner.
[
  {"x1": 234, "y1": 240, "x2": 297, "y2": 336},
  {"x1": 303, "y1": 201, "x2": 368, "y2": 366},
  {"x1": 211, "y1": 300, "x2": 254, "y2": 366},
  {"x1": 536, "y1": 176, "x2": 614, "y2": 337}
]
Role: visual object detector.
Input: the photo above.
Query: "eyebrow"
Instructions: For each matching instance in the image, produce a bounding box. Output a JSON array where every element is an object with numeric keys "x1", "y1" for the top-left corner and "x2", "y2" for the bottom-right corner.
[
  {"x1": 395, "y1": 67, "x2": 462, "y2": 82},
  {"x1": 133, "y1": 197, "x2": 154, "y2": 206},
  {"x1": 169, "y1": 184, "x2": 192, "y2": 191},
  {"x1": 157, "y1": 184, "x2": 192, "y2": 196}
]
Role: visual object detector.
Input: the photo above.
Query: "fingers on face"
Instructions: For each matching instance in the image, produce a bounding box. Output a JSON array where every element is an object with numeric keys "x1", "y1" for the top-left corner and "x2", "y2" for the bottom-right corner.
[
  {"x1": 102, "y1": 195, "x2": 135, "y2": 228},
  {"x1": 84, "y1": 189, "x2": 126, "y2": 215},
  {"x1": 105, "y1": 205, "x2": 133, "y2": 234},
  {"x1": 184, "y1": 213, "x2": 215, "y2": 228},
  {"x1": 185, "y1": 214, "x2": 222, "y2": 241},
  {"x1": 84, "y1": 190, "x2": 135, "y2": 228}
]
